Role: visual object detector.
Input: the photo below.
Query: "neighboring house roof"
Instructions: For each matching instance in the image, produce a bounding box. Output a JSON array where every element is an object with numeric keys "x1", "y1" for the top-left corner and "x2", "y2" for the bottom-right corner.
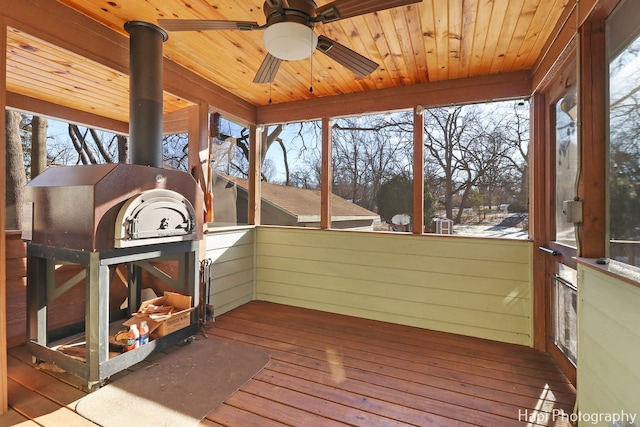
[{"x1": 217, "y1": 175, "x2": 379, "y2": 222}]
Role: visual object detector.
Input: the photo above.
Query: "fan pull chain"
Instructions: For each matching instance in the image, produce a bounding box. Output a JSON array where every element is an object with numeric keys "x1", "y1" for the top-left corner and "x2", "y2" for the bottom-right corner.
[
  {"x1": 269, "y1": 82, "x2": 273, "y2": 105},
  {"x1": 309, "y1": 28, "x2": 314, "y2": 94},
  {"x1": 309, "y1": 56, "x2": 314, "y2": 94}
]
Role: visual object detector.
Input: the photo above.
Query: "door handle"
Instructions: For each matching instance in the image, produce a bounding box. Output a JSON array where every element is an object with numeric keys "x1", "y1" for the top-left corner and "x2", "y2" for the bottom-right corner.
[{"x1": 538, "y1": 246, "x2": 560, "y2": 256}]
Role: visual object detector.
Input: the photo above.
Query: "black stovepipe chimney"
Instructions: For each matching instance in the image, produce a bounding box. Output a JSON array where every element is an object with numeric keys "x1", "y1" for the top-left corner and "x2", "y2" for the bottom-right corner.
[{"x1": 124, "y1": 21, "x2": 168, "y2": 168}]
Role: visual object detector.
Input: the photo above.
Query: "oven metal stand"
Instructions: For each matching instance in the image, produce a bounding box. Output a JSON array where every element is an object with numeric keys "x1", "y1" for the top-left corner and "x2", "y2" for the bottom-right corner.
[{"x1": 26, "y1": 241, "x2": 199, "y2": 389}]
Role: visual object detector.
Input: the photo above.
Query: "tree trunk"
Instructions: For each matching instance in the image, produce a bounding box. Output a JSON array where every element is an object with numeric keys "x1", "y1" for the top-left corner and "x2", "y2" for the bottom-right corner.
[
  {"x1": 70, "y1": 125, "x2": 99, "y2": 164},
  {"x1": 31, "y1": 116, "x2": 48, "y2": 178},
  {"x1": 90, "y1": 128, "x2": 113, "y2": 162},
  {"x1": 118, "y1": 135, "x2": 128, "y2": 163},
  {"x1": 5, "y1": 111, "x2": 26, "y2": 230},
  {"x1": 276, "y1": 139, "x2": 290, "y2": 186}
]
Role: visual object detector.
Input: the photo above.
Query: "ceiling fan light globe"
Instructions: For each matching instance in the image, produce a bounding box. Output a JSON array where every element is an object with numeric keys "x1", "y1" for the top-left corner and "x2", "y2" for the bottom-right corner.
[{"x1": 263, "y1": 22, "x2": 318, "y2": 61}]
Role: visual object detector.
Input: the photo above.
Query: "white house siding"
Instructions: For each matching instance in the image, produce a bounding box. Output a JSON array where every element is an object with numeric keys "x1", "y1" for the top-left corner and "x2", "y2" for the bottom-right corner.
[
  {"x1": 255, "y1": 227, "x2": 533, "y2": 346},
  {"x1": 204, "y1": 227, "x2": 255, "y2": 316},
  {"x1": 577, "y1": 266, "x2": 640, "y2": 426}
]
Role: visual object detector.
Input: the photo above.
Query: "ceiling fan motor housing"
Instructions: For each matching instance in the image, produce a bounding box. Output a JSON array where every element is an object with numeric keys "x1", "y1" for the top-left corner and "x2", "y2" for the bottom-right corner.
[
  {"x1": 263, "y1": 0, "x2": 318, "y2": 25},
  {"x1": 262, "y1": 0, "x2": 319, "y2": 60}
]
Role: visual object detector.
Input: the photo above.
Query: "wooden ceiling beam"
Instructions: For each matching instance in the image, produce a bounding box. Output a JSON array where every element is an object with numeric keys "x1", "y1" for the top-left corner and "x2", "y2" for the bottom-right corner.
[
  {"x1": 163, "y1": 108, "x2": 191, "y2": 135},
  {"x1": 578, "y1": 0, "x2": 620, "y2": 25},
  {"x1": 530, "y1": 0, "x2": 579, "y2": 93},
  {"x1": 4, "y1": 0, "x2": 257, "y2": 127},
  {"x1": 4, "y1": 0, "x2": 128, "y2": 75},
  {"x1": 164, "y1": 60, "x2": 257, "y2": 127},
  {"x1": 6, "y1": 92, "x2": 129, "y2": 134},
  {"x1": 257, "y1": 70, "x2": 531, "y2": 124},
  {"x1": 531, "y1": 0, "x2": 620, "y2": 96}
]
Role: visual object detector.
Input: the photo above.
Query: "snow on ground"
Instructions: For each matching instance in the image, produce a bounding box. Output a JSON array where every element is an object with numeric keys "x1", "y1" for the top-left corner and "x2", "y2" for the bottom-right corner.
[
  {"x1": 447, "y1": 213, "x2": 529, "y2": 239},
  {"x1": 452, "y1": 224, "x2": 529, "y2": 239}
]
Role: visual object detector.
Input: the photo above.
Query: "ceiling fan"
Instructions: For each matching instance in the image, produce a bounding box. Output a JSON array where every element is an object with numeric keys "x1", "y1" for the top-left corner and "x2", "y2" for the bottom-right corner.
[{"x1": 158, "y1": 0, "x2": 423, "y2": 84}]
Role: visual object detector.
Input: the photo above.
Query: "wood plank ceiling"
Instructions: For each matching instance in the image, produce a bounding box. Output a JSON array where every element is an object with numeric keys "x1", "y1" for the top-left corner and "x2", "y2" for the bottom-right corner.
[
  {"x1": 6, "y1": 28, "x2": 192, "y2": 123},
  {"x1": 5, "y1": 0, "x2": 570, "y2": 125}
]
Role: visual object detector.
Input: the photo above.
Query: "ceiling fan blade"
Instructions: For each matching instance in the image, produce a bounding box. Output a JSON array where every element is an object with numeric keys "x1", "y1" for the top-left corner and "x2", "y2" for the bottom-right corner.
[
  {"x1": 316, "y1": 35, "x2": 378, "y2": 77},
  {"x1": 157, "y1": 19, "x2": 260, "y2": 32},
  {"x1": 253, "y1": 53, "x2": 282, "y2": 84},
  {"x1": 315, "y1": 0, "x2": 422, "y2": 23}
]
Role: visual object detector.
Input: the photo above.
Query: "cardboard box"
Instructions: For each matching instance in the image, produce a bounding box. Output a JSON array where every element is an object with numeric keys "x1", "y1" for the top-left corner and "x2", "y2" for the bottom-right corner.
[{"x1": 124, "y1": 291, "x2": 195, "y2": 338}]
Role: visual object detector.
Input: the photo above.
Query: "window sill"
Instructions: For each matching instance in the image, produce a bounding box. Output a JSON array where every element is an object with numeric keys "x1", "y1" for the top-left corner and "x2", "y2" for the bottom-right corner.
[{"x1": 575, "y1": 257, "x2": 640, "y2": 289}]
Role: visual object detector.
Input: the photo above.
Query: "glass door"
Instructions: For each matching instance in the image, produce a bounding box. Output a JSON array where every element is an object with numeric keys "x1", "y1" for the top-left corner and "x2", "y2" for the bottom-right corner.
[
  {"x1": 541, "y1": 52, "x2": 579, "y2": 379},
  {"x1": 554, "y1": 84, "x2": 579, "y2": 249}
]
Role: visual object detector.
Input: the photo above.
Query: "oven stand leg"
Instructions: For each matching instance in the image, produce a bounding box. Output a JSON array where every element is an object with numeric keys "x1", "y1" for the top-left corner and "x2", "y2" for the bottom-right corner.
[
  {"x1": 127, "y1": 263, "x2": 142, "y2": 316},
  {"x1": 85, "y1": 253, "x2": 110, "y2": 386}
]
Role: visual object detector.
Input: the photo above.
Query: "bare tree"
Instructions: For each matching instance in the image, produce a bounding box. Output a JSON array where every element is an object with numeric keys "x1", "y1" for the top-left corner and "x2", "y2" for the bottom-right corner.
[
  {"x1": 163, "y1": 133, "x2": 189, "y2": 170},
  {"x1": 332, "y1": 114, "x2": 413, "y2": 211},
  {"x1": 31, "y1": 116, "x2": 48, "y2": 178},
  {"x1": 227, "y1": 123, "x2": 288, "y2": 182},
  {"x1": 117, "y1": 135, "x2": 128, "y2": 163},
  {"x1": 423, "y1": 103, "x2": 528, "y2": 223},
  {"x1": 609, "y1": 89, "x2": 640, "y2": 240},
  {"x1": 423, "y1": 106, "x2": 473, "y2": 222},
  {"x1": 67, "y1": 124, "x2": 117, "y2": 164},
  {"x1": 496, "y1": 101, "x2": 530, "y2": 210},
  {"x1": 5, "y1": 111, "x2": 27, "y2": 229}
]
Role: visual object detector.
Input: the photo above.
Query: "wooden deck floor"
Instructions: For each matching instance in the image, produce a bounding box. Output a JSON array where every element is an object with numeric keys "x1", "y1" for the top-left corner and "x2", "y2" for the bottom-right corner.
[{"x1": 2, "y1": 301, "x2": 576, "y2": 426}]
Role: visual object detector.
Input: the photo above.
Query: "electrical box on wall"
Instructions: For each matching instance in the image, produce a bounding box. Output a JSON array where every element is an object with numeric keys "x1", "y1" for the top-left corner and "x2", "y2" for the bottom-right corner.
[{"x1": 562, "y1": 199, "x2": 583, "y2": 223}]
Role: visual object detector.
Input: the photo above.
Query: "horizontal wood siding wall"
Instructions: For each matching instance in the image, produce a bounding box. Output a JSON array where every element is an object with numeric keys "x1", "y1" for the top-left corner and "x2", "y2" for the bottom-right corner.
[
  {"x1": 577, "y1": 266, "x2": 640, "y2": 424},
  {"x1": 255, "y1": 227, "x2": 533, "y2": 346},
  {"x1": 204, "y1": 227, "x2": 255, "y2": 317}
]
